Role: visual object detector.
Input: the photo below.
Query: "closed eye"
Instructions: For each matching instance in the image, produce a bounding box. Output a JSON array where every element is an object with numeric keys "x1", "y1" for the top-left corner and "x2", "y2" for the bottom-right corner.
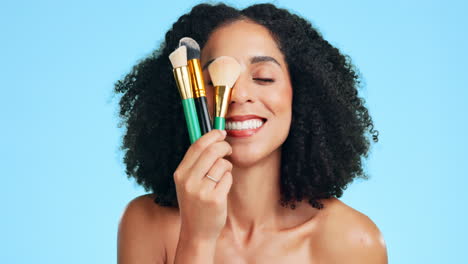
[{"x1": 253, "y1": 78, "x2": 274, "y2": 83}]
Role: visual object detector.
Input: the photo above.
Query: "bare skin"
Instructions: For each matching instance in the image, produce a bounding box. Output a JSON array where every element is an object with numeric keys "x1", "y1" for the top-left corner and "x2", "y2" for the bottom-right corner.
[
  {"x1": 118, "y1": 194, "x2": 387, "y2": 263},
  {"x1": 118, "y1": 20, "x2": 387, "y2": 263}
]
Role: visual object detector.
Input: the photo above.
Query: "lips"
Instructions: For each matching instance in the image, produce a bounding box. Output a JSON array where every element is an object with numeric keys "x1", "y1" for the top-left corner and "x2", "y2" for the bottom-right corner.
[
  {"x1": 225, "y1": 115, "x2": 267, "y2": 138},
  {"x1": 226, "y1": 115, "x2": 266, "y2": 122}
]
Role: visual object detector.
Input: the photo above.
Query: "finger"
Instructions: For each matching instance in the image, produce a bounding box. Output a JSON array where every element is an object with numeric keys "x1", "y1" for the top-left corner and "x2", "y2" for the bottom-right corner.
[
  {"x1": 190, "y1": 141, "x2": 232, "y2": 181},
  {"x1": 199, "y1": 158, "x2": 232, "y2": 189},
  {"x1": 176, "y1": 129, "x2": 226, "y2": 174},
  {"x1": 213, "y1": 171, "x2": 233, "y2": 197}
]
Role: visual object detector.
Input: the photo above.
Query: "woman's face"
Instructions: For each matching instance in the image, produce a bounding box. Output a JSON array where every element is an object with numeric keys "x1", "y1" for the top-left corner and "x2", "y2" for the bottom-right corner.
[{"x1": 201, "y1": 20, "x2": 293, "y2": 168}]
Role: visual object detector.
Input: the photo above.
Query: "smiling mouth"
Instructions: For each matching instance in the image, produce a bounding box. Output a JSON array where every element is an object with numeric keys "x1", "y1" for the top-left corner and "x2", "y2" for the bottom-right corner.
[
  {"x1": 224, "y1": 116, "x2": 267, "y2": 137},
  {"x1": 226, "y1": 118, "x2": 265, "y2": 130}
]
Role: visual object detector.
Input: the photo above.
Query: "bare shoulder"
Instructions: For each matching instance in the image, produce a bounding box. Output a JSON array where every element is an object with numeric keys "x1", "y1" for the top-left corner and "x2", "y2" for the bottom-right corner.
[
  {"x1": 316, "y1": 198, "x2": 388, "y2": 264},
  {"x1": 117, "y1": 194, "x2": 178, "y2": 264},
  {"x1": 119, "y1": 193, "x2": 177, "y2": 223}
]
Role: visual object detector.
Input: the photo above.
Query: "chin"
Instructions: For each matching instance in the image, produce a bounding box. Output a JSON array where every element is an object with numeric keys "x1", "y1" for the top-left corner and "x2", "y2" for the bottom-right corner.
[
  {"x1": 227, "y1": 143, "x2": 281, "y2": 169},
  {"x1": 227, "y1": 153, "x2": 258, "y2": 168}
]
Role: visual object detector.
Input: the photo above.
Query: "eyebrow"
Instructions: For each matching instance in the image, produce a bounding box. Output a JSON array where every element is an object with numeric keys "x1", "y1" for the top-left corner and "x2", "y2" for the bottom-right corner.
[
  {"x1": 250, "y1": 56, "x2": 281, "y2": 66},
  {"x1": 202, "y1": 55, "x2": 281, "y2": 70}
]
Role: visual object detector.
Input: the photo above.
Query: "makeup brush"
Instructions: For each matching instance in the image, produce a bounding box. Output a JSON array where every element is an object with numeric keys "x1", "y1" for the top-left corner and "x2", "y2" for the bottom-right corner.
[
  {"x1": 208, "y1": 56, "x2": 241, "y2": 130},
  {"x1": 169, "y1": 45, "x2": 202, "y2": 143},
  {"x1": 179, "y1": 37, "x2": 212, "y2": 135}
]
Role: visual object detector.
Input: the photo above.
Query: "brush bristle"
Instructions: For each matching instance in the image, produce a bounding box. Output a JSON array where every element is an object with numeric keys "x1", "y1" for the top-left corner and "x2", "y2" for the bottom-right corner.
[
  {"x1": 168, "y1": 46, "x2": 187, "y2": 68},
  {"x1": 179, "y1": 37, "x2": 200, "y2": 60},
  {"x1": 208, "y1": 56, "x2": 241, "y2": 88}
]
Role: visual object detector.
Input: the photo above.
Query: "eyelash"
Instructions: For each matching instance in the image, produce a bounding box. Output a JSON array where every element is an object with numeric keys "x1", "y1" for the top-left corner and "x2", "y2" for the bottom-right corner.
[
  {"x1": 253, "y1": 78, "x2": 274, "y2": 83},
  {"x1": 207, "y1": 78, "x2": 274, "y2": 86}
]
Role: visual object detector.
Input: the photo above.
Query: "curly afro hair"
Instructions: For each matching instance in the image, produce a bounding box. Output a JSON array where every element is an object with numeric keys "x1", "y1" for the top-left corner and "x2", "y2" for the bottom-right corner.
[{"x1": 114, "y1": 3, "x2": 379, "y2": 210}]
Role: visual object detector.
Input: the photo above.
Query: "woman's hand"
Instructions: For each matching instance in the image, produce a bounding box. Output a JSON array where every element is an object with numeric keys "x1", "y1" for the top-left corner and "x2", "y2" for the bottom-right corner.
[{"x1": 173, "y1": 129, "x2": 233, "y2": 243}]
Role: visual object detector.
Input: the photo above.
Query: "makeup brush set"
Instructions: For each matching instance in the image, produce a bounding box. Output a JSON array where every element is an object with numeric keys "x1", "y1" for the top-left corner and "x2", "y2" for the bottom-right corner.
[{"x1": 169, "y1": 37, "x2": 241, "y2": 143}]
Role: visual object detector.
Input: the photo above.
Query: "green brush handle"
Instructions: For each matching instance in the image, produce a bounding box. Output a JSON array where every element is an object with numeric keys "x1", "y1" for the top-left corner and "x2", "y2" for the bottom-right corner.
[
  {"x1": 182, "y1": 98, "x2": 202, "y2": 144},
  {"x1": 214, "y1": 116, "x2": 225, "y2": 130}
]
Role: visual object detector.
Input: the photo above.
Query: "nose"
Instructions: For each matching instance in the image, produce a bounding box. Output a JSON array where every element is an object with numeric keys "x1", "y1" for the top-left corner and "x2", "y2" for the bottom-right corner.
[{"x1": 230, "y1": 75, "x2": 254, "y2": 105}]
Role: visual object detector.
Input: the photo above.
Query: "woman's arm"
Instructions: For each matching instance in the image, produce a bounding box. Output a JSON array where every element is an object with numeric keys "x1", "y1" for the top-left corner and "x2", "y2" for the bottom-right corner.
[
  {"x1": 319, "y1": 201, "x2": 388, "y2": 264},
  {"x1": 338, "y1": 223, "x2": 388, "y2": 264},
  {"x1": 117, "y1": 195, "x2": 166, "y2": 264},
  {"x1": 173, "y1": 231, "x2": 217, "y2": 264},
  {"x1": 347, "y1": 216, "x2": 388, "y2": 264}
]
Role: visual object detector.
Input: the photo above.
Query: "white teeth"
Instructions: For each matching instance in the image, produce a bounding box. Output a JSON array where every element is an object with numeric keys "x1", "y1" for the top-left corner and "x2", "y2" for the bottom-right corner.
[{"x1": 226, "y1": 119, "x2": 264, "y2": 130}]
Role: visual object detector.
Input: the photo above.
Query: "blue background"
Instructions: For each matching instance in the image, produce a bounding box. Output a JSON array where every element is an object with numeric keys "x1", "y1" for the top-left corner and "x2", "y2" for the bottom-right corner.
[{"x1": 1, "y1": 0, "x2": 466, "y2": 263}]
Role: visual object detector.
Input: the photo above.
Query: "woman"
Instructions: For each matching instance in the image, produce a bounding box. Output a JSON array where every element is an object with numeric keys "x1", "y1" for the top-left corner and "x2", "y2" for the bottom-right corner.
[{"x1": 115, "y1": 3, "x2": 387, "y2": 263}]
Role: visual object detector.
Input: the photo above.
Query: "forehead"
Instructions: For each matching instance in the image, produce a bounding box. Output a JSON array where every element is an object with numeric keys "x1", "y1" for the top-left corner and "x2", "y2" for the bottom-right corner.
[{"x1": 201, "y1": 20, "x2": 284, "y2": 65}]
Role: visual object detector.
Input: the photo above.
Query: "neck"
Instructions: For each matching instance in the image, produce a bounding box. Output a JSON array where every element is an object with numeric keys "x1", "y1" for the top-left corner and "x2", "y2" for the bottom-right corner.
[{"x1": 225, "y1": 149, "x2": 285, "y2": 241}]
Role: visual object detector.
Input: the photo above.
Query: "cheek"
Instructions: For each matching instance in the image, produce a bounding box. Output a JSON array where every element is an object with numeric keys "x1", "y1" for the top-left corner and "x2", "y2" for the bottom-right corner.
[{"x1": 268, "y1": 83, "x2": 293, "y2": 116}]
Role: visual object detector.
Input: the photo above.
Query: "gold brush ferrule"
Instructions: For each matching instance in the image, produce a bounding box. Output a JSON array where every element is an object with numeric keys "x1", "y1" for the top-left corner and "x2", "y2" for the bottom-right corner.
[
  {"x1": 187, "y1": 59, "x2": 206, "y2": 98},
  {"x1": 173, "y1": 66, "x2": 193, "y2": 100},
  {"x1": 214, "y1": 85, "x2": 231, "y2": 117}
]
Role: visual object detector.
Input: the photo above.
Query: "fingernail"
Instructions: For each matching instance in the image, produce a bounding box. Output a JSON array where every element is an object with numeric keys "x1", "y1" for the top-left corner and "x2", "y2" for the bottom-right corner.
[{"x1": 221, "y1": 130, "x2": 227, "y2": 137}]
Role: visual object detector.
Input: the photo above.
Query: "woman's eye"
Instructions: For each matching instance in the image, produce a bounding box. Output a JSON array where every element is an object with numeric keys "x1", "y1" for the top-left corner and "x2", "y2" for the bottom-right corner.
[{"x1": 253, "y1": 78, "x2": 274, "y2": 83}]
